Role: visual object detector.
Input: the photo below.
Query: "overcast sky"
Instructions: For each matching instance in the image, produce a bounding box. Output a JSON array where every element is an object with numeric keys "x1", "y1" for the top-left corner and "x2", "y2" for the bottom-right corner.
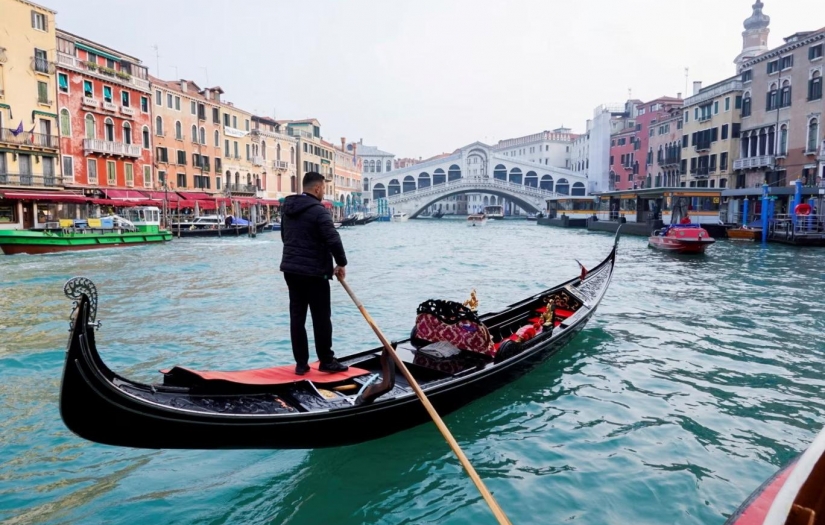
[{"x1": 46, "y1": 0, "x2": 819, "y2": 158}]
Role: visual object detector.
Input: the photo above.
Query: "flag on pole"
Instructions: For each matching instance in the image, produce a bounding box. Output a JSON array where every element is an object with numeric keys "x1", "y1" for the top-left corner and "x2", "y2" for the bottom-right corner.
[
  {"x1": 10, "y1": 121, "x2": 24, "y2": 136},
  {"x1": 28, "y1": 126, "x2": 36, "y2": 145}
]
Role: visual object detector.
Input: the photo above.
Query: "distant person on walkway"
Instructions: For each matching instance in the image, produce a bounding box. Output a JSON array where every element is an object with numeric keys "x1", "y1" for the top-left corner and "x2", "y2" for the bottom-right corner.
[
  {"x1": 225, "y1": 215, "x2": 233, "y2": 228},
  {"x1": 280, "y1": 172, "x2": 348, "y2": 375}
]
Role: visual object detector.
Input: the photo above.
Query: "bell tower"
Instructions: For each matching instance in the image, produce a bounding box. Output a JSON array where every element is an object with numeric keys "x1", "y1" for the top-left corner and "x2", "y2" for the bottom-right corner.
[{"x1": 735, "y1": 0, "x2": 771, "y2": 71}]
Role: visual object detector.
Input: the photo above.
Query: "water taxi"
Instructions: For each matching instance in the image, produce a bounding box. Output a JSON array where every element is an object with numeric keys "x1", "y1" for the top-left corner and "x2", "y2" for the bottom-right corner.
[
  {"x1": 467, "y1": 213, "x2": 487, "y2": 227},
  {"x1": 391, "y1": 212, "x2": 409, "y2": 222},
  {"x1": 0, "y1": 206, "x2": 171, "y2": 255},
  {"x1": 483, "y1": 205, "x2": 504, "y2": 220}
]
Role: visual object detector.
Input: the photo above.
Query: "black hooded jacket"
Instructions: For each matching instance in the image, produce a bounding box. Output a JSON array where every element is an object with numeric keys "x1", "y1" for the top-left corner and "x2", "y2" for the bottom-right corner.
[{"x1": 280, "y1": 193, "x2": 347, "y2": 279}]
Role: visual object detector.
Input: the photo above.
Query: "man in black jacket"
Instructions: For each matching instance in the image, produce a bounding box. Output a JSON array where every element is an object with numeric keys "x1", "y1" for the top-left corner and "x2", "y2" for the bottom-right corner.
[{"x1": 280, "y1": 172, "x2": 349, "y2": 375}]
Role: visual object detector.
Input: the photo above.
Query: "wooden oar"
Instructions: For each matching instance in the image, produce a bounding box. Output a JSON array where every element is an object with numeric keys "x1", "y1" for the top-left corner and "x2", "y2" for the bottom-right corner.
[{"x1": 338, "y1": 278, "x2": 512, "y2": 525}]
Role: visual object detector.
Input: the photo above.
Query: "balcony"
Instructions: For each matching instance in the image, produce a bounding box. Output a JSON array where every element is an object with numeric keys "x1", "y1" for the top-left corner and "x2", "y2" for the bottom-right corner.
[
  {"x1": 252, "y1": 156, "x2": 264, "y2": 167},
  {"x1": 82, "y1": 97, "x2": 98, "y2": 108},
  {"x1": 227, "y1": 183, "x2": 258, "y2": 194},
  {"x1": 692, "y1": 167, "x2": 710, "y2": 179},
  {"x1": 56, "y1": 51, "x2": 151, "y2": 92},
  {"x1": 273, "y1": 160, "x2": 289, "y2": 170},
  {"x1": 0, "y1": 173, "x2": 63, "y2": 187},
  {"x1": 733, "y1": 155, "x2": 775, "y2": 171},
  {"x1": 102, "y1": 101, "x2": 118, "y2": 112},
  {"x1": 0, "y1": 128, "x2": 59, "y2": 149},
  {"x1": 121, "y1": 106, "x2": 135, "y2": 117},
  {"x1": 694, "y1": 141, "x2": 711, "y2": 153},
  {"x1": 31, "y1": 56, "x2": 56, "y2": 75},
  {"x1": 83, "y1": 138, "x2": 142, "y2": 158},
  {"x1": 698, "y1": 114, "x2": 712, "y2": 123}
]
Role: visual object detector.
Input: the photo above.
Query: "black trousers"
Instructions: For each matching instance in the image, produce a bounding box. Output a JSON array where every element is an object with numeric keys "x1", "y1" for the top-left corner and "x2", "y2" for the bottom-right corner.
[{"x1": 284, "y1": 273, "x2": 334, "y2": 366}]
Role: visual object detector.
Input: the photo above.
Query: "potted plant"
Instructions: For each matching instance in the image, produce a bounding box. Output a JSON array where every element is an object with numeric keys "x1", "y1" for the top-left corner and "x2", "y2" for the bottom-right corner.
[
  {"x1": 85, "y1": 61, "x2": 98, "y2": 70},
  {"x1": 99, "y1": 66, "x2": 115, "y2": 76},
  {"x1": 116, "y1": 71, "x2": 131, "y2": 81}
]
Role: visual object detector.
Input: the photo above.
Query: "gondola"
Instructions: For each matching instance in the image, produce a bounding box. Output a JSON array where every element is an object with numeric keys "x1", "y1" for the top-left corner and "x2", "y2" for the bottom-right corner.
[
  {"x1": 59, "y1": 231, "x2": 619, "y2": 450},
  {"x1": 171, "y1": 220, "x2": 268, "y2": 238}
]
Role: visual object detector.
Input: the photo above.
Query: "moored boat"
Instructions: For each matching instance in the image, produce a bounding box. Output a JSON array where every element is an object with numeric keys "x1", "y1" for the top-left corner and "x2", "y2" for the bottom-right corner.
[
  {"x1": 391, "y1": 212, "x2": 409, "y2": 222},
  {"x1": 724, "y1": 425, "x2": 825, "y2": 525},
  {"x1": 648, "y1": 222, "x2": 715, "y2": 254},
  {"x1": 0, "y1": 207, "x2": 171, "y2": 255},
  {"x1": 58, "y1": 231, "x2": 619, "y2": 449},
  {"x1": 467, "y1": 213, "x2": 487, "y2": 227},
  {"x1": 727, "y1": 226, "x2": 761, "y2": 241},
  {"x1": 484, "y1": 205, "x2": 505, "y2": 220},
  {"x1": 432, "y1": 210, "x2": 445, "y2": 219}
]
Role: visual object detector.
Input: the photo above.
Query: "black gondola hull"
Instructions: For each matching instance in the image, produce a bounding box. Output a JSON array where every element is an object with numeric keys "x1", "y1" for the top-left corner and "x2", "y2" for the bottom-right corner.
[{"x1": 59, "y1": 237, "x2": 617, "y2": 449}]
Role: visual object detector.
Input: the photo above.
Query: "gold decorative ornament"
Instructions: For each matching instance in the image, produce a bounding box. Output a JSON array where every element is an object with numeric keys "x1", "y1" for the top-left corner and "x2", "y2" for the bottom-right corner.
[{"x1": 463, "y1": 289, "x2": 478, "y2": 311}]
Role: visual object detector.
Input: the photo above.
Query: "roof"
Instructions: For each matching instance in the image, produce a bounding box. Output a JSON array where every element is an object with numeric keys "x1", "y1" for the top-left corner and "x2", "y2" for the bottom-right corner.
[
  {"x1": 356, "y1": 144, "x2": 395, "y2": 157},
  {"x1": 252, "y1": 115, "x2": 280, "y2": 126},
  {"x1": 56, "y1": 29, "x2": 142, "y2": 64}
]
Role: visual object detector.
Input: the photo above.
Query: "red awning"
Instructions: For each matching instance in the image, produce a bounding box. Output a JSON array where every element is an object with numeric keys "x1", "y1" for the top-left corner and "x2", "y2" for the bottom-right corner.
[
  {"x1": 0, "y1": 192, "x2": 89, "y2": 203},
  {"x1": 89, "y1": 198, "x2": 159, "y2": 207},
  {"x1": 259, "y1": 199, "x2": 281, "y2": 207},
  {"x1": 177, "y1": 192, "x2": 222, "y2": 201},
  {"x1": 104, "y1": 189, "x2": 149, "y2": 200},
  {"x1": 145, "y1": 191, "x2": 180, "y2": 201},
  {"x1": 322, "y1": 200, "x2": 333, "y2": 209}
]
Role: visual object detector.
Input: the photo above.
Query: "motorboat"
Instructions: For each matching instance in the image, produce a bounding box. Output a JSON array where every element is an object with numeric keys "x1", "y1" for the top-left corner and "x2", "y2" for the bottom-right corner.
[
  {"x1": 467, "y1": 214, "x2": 487, "y2": 227},
  {"x1": 392, "y1": 212, "x2": 409, "y2": 222},
  {"x1": 648, "y1": 220, "x2": 715, "y2": 254},
  {"x1": 484, "y1": 205, "x2": 505, "y2": 220}
]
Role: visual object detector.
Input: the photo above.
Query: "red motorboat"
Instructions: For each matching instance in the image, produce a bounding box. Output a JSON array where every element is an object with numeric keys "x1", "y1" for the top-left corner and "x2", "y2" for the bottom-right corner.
[
  {"x1": 648, "y1": 218, "x2": 715, "y2": 254},
  {"x1": 724, "y1": 426, "x2": 825, "y2": 525}
]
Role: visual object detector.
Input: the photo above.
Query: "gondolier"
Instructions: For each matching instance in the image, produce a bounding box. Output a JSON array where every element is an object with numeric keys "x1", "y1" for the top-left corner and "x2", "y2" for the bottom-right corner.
[{"x1": 280, "y1": 172, "x2": 349, "y2": 375}]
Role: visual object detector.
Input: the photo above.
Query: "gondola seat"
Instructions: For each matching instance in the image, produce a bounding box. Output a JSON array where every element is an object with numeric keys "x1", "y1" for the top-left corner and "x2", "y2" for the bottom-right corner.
[{"x1": 413, "y1": 299, "x2": 496, "y2": 357}]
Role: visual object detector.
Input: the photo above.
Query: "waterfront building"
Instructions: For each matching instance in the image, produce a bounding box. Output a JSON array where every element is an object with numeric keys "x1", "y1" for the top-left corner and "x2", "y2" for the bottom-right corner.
[
  {"x1": 647, "y1": 105, "x2": 684, "y2": 188},
  {"x1": 220, "y1": 101, "x2": 258, "y2": 197},
  {"x1": 493, "y1": 128, "x2": 576, "y2": 169},
  {"x1": 251, "y1": 116, "x2": 296, "y2": 199},
  {"x1": 734, "y1": 27, "x2": 825, "y2": 189},
  {"x1": 358, "y1": 140, "x2": 395, "y2": 176},
  {"x1": 55, "y1": 29, "x2": 153, "y2": 196},
  {"x1": 0, "y1": 0, "x2": 62, "y2": 229},
  {"x1": 681, "y1": 78, "x2": 743, "y2": 189},
  {"x1": 588, "y1": 103, "x2": 631, "y2": 193},
  {"x1": 570, "y1": 121, "x2": 591, "y2": 182},
  {"x1": 634, "y1": 96, "x2": 683, "y2": 189},
  {"x1": 150, "y1": 77, "x2": 222, "y2": 195},
  {"x1": 281, "y1": 119, "x2": 332, "y2": 195},
  {"x1": 335, "y1": 139, "x2": 363, "y2": 215},
  {"x1": 608, "y1": 100, "x2": 642, "y2": 191}
]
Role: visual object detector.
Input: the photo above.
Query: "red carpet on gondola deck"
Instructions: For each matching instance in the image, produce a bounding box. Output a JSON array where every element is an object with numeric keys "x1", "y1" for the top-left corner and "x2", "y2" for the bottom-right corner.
[{"x1": 162, "y1": 362, "x2": 369, "y2": 386}]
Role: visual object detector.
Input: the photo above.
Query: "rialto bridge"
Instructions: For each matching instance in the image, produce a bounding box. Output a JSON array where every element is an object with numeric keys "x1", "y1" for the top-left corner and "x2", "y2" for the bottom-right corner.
[{"x1": 361, "y1": 142, "x2": 588, "y2": 217}]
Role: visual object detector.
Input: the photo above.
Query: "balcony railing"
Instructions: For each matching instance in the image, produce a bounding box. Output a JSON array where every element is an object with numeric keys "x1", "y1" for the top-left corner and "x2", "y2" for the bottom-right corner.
[
  {"x1": 733, "y1": 155, "x2": 775, "y2": 171},
  {"x1": 0, "y1": 173, "x2": 63, "y2": 187},
  {"x1": 273, "y1": 160, "x2": 289, "y2": 170},
  {"x1": 698, "y1": 114, "x2": 712, "y2": 122},
  {"x1": 695, "y1": 142, "x2": 711, "y2": 152},
  {"x1": 227, "y1": 183, "x2": 258, "y2": 194},
  {"x1": 83, "y1": 138, "x2": 142, "y2": 158},
  {"x1": 31, "y1": 56, "x2": 56, "y2": 74},
  {"x1": 82, "y1": 97, "x2": 98, "y2": 108},
  {"x1": 56, "y1": 51, "x2": 151, "y2": 92},
  {"x1": 252, "y1": 156, "x2": 264, "y2": 166},
  {"x1": 103, "y1": 101, "x2": 118, "y2": 112},
  {"x1": 0, "y1": 128, "x2": 59, "y2": 149},
  {"x1": 121, "y1": 106, "x2": 135, "y2": 116}
]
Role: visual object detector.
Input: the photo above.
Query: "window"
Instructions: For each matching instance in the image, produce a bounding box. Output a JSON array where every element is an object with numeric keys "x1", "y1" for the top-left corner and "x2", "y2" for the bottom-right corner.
[
  {"x1": 37, "y1": 81, "x2": 49, "y2": 104},
  {"x1": 694, "y1": 108, "x2": 699, "y2": 120},
  {"x1": 809, "y1": 71, "x2": 822, "y2": 101},
  {"x1": 155, "y1": 116, "x2": 164, "y2": 136},
  {"x1": 177, "y1": 150, "x2": 186, "y2": 165},
  {"x1": 199, "y1": 127, "x2": 205, "y2": 145},
  {"x1": 192, "y1": 153, "x2": 201, "y2": 168},
  {"x1": 143, "y1": 165, "x2": 152, "y2": 188},
  {"x1": 102, "y1": 86, "x2": 113, "y2": 103},
  {"x1": 216, "y1": 176, "x2": 221, "y2": 191},
  {"x1": 156, "y1": 147, "x2": 168, "y2": 163},
  {"x1": 125, "y1": 163, "x2": 134, "y2": 186},
  {"x1": 62, "y1": 156, "x2": 73, "y2": 182},
  {"x1": 191, "y1": 124, "x2": 198, "y2": 143},
  {"x1": 811, "y1": 44, "x2": 824, "y2": 60},
  {"x1": 684, "y1": 111, "x2": 689, "y2": 123},
  {"x1": 232, "y1": 116, "x2": 237, "y2": 128},
  {"x1": 720, "y1": 152, "x2": 728, "y2": 171},
  {"x1": 85, "y1": 114, "x2": 95, "y2": 139},
  {"x1": 214, "y1": 130, "x2": 220, "y2": 147},
  {"x1": 155, "y1": 89, "x2": 162, "y2": 105},
  {"x1": 780, "y1": 55, "x2": 793, "y2": 70},
  {"x1": 83, "y1": 80, "x2": 93, "y2": 98},
  {"x1": 741, "y1": 69, "x2": 753, "y2": 83},
  {"x1": 714, "y1": 101, "x2": 719, "y2": 114},
  {"x1": 215, "y1": 157, "x2": 221, "y2": 172},
  {"x1": 233, "y1": 141, "x2": 238, "y2": 158},
  {"x1": 122, "y1": 122, "x2": 132, "y2": 145},
  {"x1": 121, "y1": 91, "x2": 130, "y2": 107},
  {"x1": 246, "y1": 144, "x2": 250, "y2": 160},
  {"x1": 167, "y1": 93, "x2": 173, "y2": 108},
  {"x1": 142, "y1": 127, "x2": 150, "y2": 149},
  {"x1": 742, "y1": 94, "x2": 752, "y2": 117},
  {"x1": 779, "y1": 125, "x2": 788, "y2": 155},
  {"x1": 177, "y1": 173, "x2": 186, "y2": 188},
  {"x1": 140, "y1": 96, "x2": 148, "y2": 113},
  {"x1": 767, "y1": 60, "x2": 779, "y2": 74},
  {"x1": 212, "y1": 108, "x2": 220, "y2": 124},
  {"x1": 725, "y1": 97, "x2": 730, "y2": 111},
  {"x1": 59, "y1": 109, "x2": 71, "y2": 136},
  {"x1": 87, "y1": 158, "x2": 98, "y2": 184},
  {"x1": 190, "y1": 101, "x2": 197, "y2": 115},
  {"x1": 735, "y1": 95, "x2": 742, "y2": 109},
  {"x1": 721, "y1": 124, "x2": 729, "y2": 140},
  {"x1": 780, "y1": 81, "x2": 792, "y2": 108},
  {"x1": 106, "y1": 161, "x2": 116, "y2": 185},
  {"x1": 224, "y1": 139, "x2": 230, "y2": 157},
  {"x1": 807, "y1": 118, "x2": 819, "y2": 152},
  {"x1": 245, "y1": 119, "x2": 249, "y2": 131},
  {"x1": 175, "y1": 121, "x2": 182, "y2": 140},
  {"x1": 174, "y1": 96, "x2": 181, "y2": 110},
  {"x1": 766, "y1": 84, "x2": 778, "y2": 110},
  {"x1": 223, "y1": 113, "x2": 230, "y2": 126},
  {"x1": 31, "y1": 10, "x2": 47, "y2": 31},
  {"x1": 58, "y1": 73, "x2": 68, "y2": 93},
  {"x1": 104, "y1": 118, "x2": 114, "y2": 141}
]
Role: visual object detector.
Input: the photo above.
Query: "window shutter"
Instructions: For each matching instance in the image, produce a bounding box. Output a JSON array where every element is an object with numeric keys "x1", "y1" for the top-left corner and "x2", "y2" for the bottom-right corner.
[{"x1": 711, "y1": 127, "x2": 718, "y2": 142}]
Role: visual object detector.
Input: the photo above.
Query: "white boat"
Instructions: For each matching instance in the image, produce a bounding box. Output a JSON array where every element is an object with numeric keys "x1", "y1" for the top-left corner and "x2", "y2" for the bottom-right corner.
[
  {"x1": 467, "y1": 214, "x2": 487, "y2": 227},
  {"x1": 484, "y1": 205, "x2": 504, "y2": 220},
  {"x1": 391, "y1": 212, "x2": 409, "y2": 222}
]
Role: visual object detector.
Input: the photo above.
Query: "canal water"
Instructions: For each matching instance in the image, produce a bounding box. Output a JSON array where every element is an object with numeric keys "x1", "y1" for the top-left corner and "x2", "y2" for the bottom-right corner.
[{"x1": 1, "y1": 220, "x2": 824, "y2": 525}]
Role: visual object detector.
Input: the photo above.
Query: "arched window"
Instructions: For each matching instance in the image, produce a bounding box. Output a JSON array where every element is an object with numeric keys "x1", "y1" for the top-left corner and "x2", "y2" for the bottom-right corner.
[
  {"x1": 214, "y1": 130, "x2": 220, "y2": 147},
  {"x1": 779, "y1": 124, "x2": 788, "y2": 156},
  {"x1": 780, "y1": 80, "x2": 791, "y2": 108},
  {"x1": 200, "y1": 127, "x2": 206, "y2": 145},
  {"x1": 85, "y1": 114, "x2": 95, "y2": 139},
  {"x1": 376, "y1": 160, "x2": 382, "y2": 173},
  {"x1": 142, "y1": 126, "x2": 150, "y2": 149},
  {"x1": 290, "y1": 147, "x2": 295, "y2": 164},
  {"x1": 191, "y1": 124, "x2": 198, "y2": 143},
  {"x1": 122, "y1": 121, "x2": 132, "y2": 145},
  {"x1": 448, "y1": 164, "x2": 461, "y2": 181},
  {"x1": 104, "y1": 118, "x2": 115, "y2": 142},
  {"x1": 493, "y1": 164, "x2": 507, "y2": 180},
  {"x1": 388, "y1": 179, "x2": 400, "y2": 196},
  {"x1": 540, "y1": 174, "x2": 554, "y2": 192},
  {"x1": 571, "y1": 182, "x2": 586, "y2": 196},
  {"x1": 767, "y1": 82, "x2": 778, "y2": 110},
  {"x1": 556, "y1": 178, "x2": 569, "y2": 195},
  {"x1": 809, "y1": 71, "x2": 823, "y2": 101},
  {"x1": 155, "y1": 116, "x2": 163, "y2": 136},
  {"x1": 363, "y1": 177, "x2": 369, "y2": 192},
  {"x1": 386, "y1": 160, "x2": 391, "y2": 172},
  {"x1": 525, "y1": 171, "x2": 538, "y2": 187},
  {"x1": 807, "y1": 118, "x2": 819, "y2": 153},
  {"x1": 403, "y1": 176, "x2": 416, "y2": 192},
  {"x1": 418, "y1": 172, "x2": 431, "y2": 188},
  {"x1": 433, "y1": 168, "x2": 446, "y2": 185},
  {"x1": 175, "y1": 121, "x2": 182, "y2": 140},
  {"x1": 60, "y1": 108, "x2": 71, "y2": 137},
  {"x1": 508, "y1": 167, "x2": 522, "y2": 185},
  {"x1": 372, "y1": 183, "x2": 386, "y2": 200},
  {"x1": 742, "y1": 91, "x2": 752, "y2": 117},
  {"x1": 276, "y1": 143, "x2": 281, "y2": 161}
]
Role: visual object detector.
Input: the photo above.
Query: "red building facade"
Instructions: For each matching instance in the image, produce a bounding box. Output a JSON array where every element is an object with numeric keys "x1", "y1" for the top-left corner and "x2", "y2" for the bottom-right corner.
[
  {"x1": 609, "y1": 127, "x2": 638, "y2": 191},
  {"x1": 55, "y1": 30, "x2": 153, "y2": 195}
]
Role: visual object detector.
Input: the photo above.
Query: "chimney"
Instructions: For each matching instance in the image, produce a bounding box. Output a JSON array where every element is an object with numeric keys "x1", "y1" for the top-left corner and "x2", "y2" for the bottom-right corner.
[
  {"x1": 180, "y1": 80, "x2": 187, "y2": 93},
  {"x1": 341, "y1": 137, "x2": 346, "y2": 149},
  {"x1": 677, "y1": 92, "x2": 682, "y2": 99},
  {"x1": 692, "y1": 81, "x2": 702, "y2": 95}
]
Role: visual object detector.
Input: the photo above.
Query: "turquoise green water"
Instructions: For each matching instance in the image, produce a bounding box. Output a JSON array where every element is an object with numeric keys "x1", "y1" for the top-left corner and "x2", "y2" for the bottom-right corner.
[{"x1": 1, "y1": 221, "x2": 824, "y2": 524}]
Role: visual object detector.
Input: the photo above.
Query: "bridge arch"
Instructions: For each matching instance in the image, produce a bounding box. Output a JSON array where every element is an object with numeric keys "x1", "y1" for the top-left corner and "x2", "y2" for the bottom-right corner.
[
  {"x1": 525, "y1": 171, "x2": 538, "y2": 187},
  {"x1": 493, "y1": 164, "x2": 507, "y2": 181},
  {"x1": 403, "y1": 176, "x2": 416, "y2": 192},
  {"x1": 404, "y1": 188, "x2": 542, "y2": 218},
  {"x1": 373, "y1": 183, "x2": 386, "y2": 200},
  {"x1": 388, "y1": 179, "x2": 401, "y2": 196},
  {"x1": 419, "y1": 172, "x2": 431, "y2": 188},
  {"x1": 448, "y1": 164, "x2": 461, "y2": 181},
  {"x1": 556, "y1": 178, "x2": 570, "y2": 195},
  {"x1": 540, "y1": 175, "x2": 554, "y2": 192},
  {"x1": 433, "y1": 168, "x2": 446, "y2": 186},
  {"x1": 571, "y1": 182, "x2": 586, "y2": 196},
  {"x1": 509, "y1": 167, "x2": 522, "y2": 185}
]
